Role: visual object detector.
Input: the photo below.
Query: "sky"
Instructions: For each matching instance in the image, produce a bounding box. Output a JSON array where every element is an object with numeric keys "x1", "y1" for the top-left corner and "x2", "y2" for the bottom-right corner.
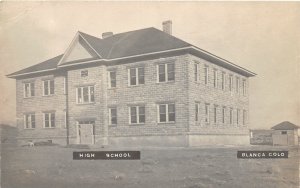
[{"x1": 0, "y1": 2, "x2": 299, "y2": 129}]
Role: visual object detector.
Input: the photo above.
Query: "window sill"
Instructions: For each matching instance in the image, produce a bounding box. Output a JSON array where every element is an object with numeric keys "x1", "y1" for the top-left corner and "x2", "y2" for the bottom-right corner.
[
  {"x1": 42, "y1": 94, "x2": 55, "y2": 97},
  {"x1": 76, "y1": 102, "x2": 96, "y2": 105},
  {"x1": 156, "y1": 80, "x2": 175, "y2": 84},
  {"x1": 129, "y1": 123, "x2": 145, "y2": 126},
  {"x1": 23, "y1": 96, "x2": 34, "y2": 99},
  {"x1": 24, "y1": 128, "x2": 35, "y2": 130},
  {"x1": 157, "y1": 121, "x2": 175, "y2": 125},
  {"x1": 43, "y1": 127, "x2": 56, "y2": 129}
]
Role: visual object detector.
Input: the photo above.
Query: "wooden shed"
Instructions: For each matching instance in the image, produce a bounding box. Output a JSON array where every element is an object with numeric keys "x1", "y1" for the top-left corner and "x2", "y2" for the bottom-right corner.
[{"x1": 271, "y1": 121, "x2": 299, "y2": 146}]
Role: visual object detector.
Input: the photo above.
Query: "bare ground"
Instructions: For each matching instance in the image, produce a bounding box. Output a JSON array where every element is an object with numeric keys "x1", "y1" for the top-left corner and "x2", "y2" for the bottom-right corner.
[{"x1": 1, "y1": 144, "x2": 299, "y2": 188}]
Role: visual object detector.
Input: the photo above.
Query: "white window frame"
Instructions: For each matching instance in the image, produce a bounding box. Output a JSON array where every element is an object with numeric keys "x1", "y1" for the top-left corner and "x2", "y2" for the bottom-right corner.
[
  {"x1": 195, "y1": 102, "x2": 200, "y2": 122},
  {"x1": 108, "y1": 71, "x2": 117, "y2": 88},
  {"x1": 109, "y1": 108, "x2": 117, "y2": 125},
  {"x1": 213, "y1": 105, "x2": 218, "y2": 124},
  {"x1": 242, "y1": 80, "x2": 247, "y2": 96},
  {"x1": 236, "y1": 77, "x2": 240, "y2": 94},
  {"x1": 157, "y1": 63, "x2": 175, "y2": 83},
  {"x1": 129, "y1": 106, "x2": 145, "y2": 124},
  {"x1": 43, "y1": 80, "x2": 54, "y2": 96},
  {"x1": 128, "y1": 67, "x2": 144, "y2": 86},
  {"x1": 23, "y1": 82, "x2": 34, "y2": 98},
  {"x1": 243, "y1": 110, "x2": 247, "y2": 125},
  {"x1": 194, "y1": 62, "x2": 199, "y2": 82},
  {"x1": 213, "y1": 69, "x2": 218, "y2": 88},
  {"x1": 76, "y1": 86, "x2": 95, "y2": 104},
  {"x1": 23, "y1": 113, "x2": 35, "y2": 129},
  {"x1": 205, "y1": 103, "x2": 210, "y2": 123},
  {"x1": 222, "y1": 107, "x2": 226, "y2": 124},
  {"x1": 158, "y1": 103, "x2": 175, "y2": 123},
  {"x1": 229, "y1": 108, "x2": 233, "y2": 125},
  {"x1": 229, "y1": 75, "x2": 233, "y2": 92},
  {"x1": 204, "y1": 66, "x2": 209, "y2": 85},
  {"x1": 221, "y1": 72, "x2": 226, "y2": 90},
  {"x1": 237, "y1": 109, "x2": 240, "y2": 125},
  {"x1": 43, "y1": 112, "x2": 55, "y2": 128}
]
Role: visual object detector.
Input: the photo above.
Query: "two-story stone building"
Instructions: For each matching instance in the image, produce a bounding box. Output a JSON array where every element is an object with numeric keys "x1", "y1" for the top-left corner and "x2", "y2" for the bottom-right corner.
[{"x1": 7, "y1": 21, "x2": 256, "y2": 147}]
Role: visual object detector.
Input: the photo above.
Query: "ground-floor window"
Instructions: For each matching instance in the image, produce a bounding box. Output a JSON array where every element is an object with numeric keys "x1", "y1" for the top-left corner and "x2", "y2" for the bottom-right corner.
[
  {"x1": 158, "y1": 103, "x2": 175, "y2": 123},
  {"x1": 43, "y1": 112, "x2": 55, "y2": 128},
  {"x1": 24, "y1": 113, "x2": 35, "y2": 129},
  {"x1": 205, "y1": 103, "x2": 210, "y2": 123},
  {"x1": 129, "y1": 106, "x2": 145, "y2": 124},
  {"x1": 109, "y1": 108, "x2": 117, "y2": 125},
  {"x1": 195, "y1": 103, "x2": 200, "y2": 121}
]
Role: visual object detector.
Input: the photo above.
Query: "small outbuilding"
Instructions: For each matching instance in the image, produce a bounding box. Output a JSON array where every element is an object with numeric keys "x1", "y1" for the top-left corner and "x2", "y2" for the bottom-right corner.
[{"x1": 271, "y1": 121, "x2": 299, "y2": 146}]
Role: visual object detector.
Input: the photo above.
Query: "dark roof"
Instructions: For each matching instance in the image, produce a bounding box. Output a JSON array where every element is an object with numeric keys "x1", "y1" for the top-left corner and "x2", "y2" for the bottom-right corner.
[
  {"x1": 271, "y1": 121, "x2": 300, "y2": 130},
  {"x1": 8, "y1": 27, "x2": 255, "y2": 78},
  {"x1": 7, "y1": 54, "x2": 63, "y2": 77}
]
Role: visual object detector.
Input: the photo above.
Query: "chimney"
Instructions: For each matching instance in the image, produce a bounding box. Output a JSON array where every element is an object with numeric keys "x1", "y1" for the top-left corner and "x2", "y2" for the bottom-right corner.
[
  {"x1": 102, "y1": 32, "x2": 113, "y2": 39},
  {"x1": 162, "y1": 20, "x2": 172, "y2": 35}
]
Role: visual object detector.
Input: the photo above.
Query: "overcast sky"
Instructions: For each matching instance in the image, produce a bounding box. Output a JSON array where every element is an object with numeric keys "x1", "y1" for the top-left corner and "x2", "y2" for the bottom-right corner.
[{"x1": 0, "y1": 2, "x2": 299, "y2": 129}]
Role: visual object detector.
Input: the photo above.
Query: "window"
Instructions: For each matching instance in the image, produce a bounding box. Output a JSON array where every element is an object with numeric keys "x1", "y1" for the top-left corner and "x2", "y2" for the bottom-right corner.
[
  {"x1": 242, "y1": 80, "x2": 247, "y2": 96},
  {"x1": 44, "y1": 112, "x2": 55, "y2": 128},
  {"x1": 205, "y1": 103, "x2": 210, "y2": 123},
  {"x1": 213, "y1": 69, "x2": 218, "y2": 88},
  {"x1": 229, "y1": 75, "x2": 233, "y2": 92},
  {"x1": 281, "y1": 131, "x2": 287, "y2": 135},
  {"x1": 129, "y1": 106, "x2": 145, "y2": 124},
  {"x1": 213, "y1": 105, "x2": 218, "y2": 123},
  {"x1": 243, "y1": 110, "x2": 247, "y2": 125},
  {"x1": 195, "y1": 103, "x2": 200, "y2": 121},
  {"x1": 24, "y1": 113, "x2": 35, "y2": 129},
  {"x1": 109, "y1": 108, "x2": 117, "y2": 125},
  {"x1": 229, "y1": 108, "x2": 233, "y2": 125},
  {"x1": 24, "y1": 82, "x2": 35, "y2": 98},
  {"x1": 43, "y1": 80, "x2": 54, "y2": 96},
  {"x1": 158, "y1": 63, "x2": 175, "y2": 82},
  {"x1": 222, "y1": 107, "x2": 226, "y2": 124},
  {"x1": 109, "y1": 71, "x2": 116, "y2": 88},
  {"x1": 76, "y1": 86, "x2": 95, "y2": 104},
  {"x1": 204, "y1": 66, "x2": 209, "y2": 85},
  {"x1": 221, "y1": 72, "x2": 226, "y2": 90},
  {"x1": 158, "y1": 103, "x2": 175, "y2": 123},
  {"x1": 128, "y1": 67, "x2": 144, "y2": 86},
  {"x1": 236, "y1": 77, "x2": 240, "y2": 93},
  {"x1": 81, "y1": 70, "x2": 88, "y2": 77},
  {"x1": 237, "y1": 109, "x2": 240, "y2": 125},
  {"x1": 194, "y1": 63, "x2": 199, "y2": 82}
]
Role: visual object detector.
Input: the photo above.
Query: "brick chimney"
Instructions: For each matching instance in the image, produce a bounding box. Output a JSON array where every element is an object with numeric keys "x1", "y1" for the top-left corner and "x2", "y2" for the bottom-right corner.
[
  {"x1": 102, "y1": 32, "x2": 113, "y2": 39},
  {"x1": 162, "y1": 20, "x2": 172, "y2": 35}
]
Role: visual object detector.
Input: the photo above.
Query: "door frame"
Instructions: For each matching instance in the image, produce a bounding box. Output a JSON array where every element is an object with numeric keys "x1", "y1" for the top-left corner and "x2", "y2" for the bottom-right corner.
[{"x1": 76, "y1": 121, "x2": 95, "y2": 144}]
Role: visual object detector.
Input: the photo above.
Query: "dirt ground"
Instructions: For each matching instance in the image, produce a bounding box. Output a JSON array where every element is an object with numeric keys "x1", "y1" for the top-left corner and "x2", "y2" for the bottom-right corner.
[{"x1": 1, "y1": 144, "x2": 299, "y2": 188}]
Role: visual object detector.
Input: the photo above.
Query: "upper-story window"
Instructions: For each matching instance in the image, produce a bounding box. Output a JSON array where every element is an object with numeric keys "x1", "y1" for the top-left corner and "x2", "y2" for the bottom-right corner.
[
  {"x1": 229, "y1": 75, "x2": 233, "y2": 92},
  {"x1": 194, "y1": 62, "x2": 199, "y2": 82},
  {"x1": 204, "y1": 66, "x2": 209, "y2": 85},
  {"x1": 129, "y1": 67, "x2": 144, "y2": 86},
  {"x1": 213, "y1": 69, "x2": 218, "y2": 88},
  {"x1": 129, "y1": 106, "x2": 145, "y2": 124},
  {"x1": 43, "y1": 80, "x2": 54, "y2": 96},
  {"x1": 242, "y1": 80, "x2": 247, "y2": 96},
  {"x1": 158, "y1": 63, "x2": 175, "y2": 83},
  {"x1": 81, "y1": 70, "x2": 88, "y2": 77},
  {"x1": 24, "y1": 113, "x2": 35, "y2": 129},
  {"x1": 158, "y1": 103, "x2": 175, "y2": 123},
  {"x1": 24, "y1": 82, "x2": 35, "y2": 98},
  {"x1": 236, "y1": 77, "x2": 240, "y2": 93},
  {"x1": 221, "y1": 72, "x2": 226, "y2": 90},
  {"x1": 76, "y1": 86, "x2": 95, "y2": 104},
  {"x1": 108, "y1": 71, "x2": 116, "y2": 88},
  {"x1": 205, "y1": 103, "x2": 210, "y2": 123}
]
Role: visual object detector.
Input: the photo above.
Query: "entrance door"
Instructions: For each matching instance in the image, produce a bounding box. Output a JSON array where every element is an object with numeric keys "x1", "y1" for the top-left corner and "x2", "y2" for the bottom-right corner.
[{"x1": 79, "y1": 124, "x2": 94, "y2": 144}]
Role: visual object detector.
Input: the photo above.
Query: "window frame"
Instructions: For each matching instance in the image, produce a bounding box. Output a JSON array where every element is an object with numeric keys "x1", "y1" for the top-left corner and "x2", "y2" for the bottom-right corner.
[
  {"x1": 213, "y1": 105, "x2": 218, "y2": 124},
  {"x1": 213, "y1": 69, "x2": 218, "y2": 88},
  {"x1": 243, "y1": 110, "x2": 247, "y2": 125},
  {"x1": 158, "y1": 103, "x2": 175, "y2": 123},
  {"x1": 236, "y1": 77, "x2": 240, "y2": 94},
  {"x1": 194, "y1": 62, "x2": 200, "y2": 82},
  {"x1": 204, "y1": 66, "x2": 209, "y2": 85},
  {"x1": 109, "y1": 108, "x2": 117, "y2": 125},
  {"x1": 76, "y1": 85, "x2": 95, "y2": 104},
  {"x1": 242, "y1": 79, "x2": 247, "y2": 96},
  {"x1": 205, "y1": 103, "x2": 210, "y2": 123},
  {"x1": 128, "y1": 67, "x2": 145, "y2": 86},
  {"x1": 43, "y1": 112, "x2": 55, "y2": 128},
  {"x1": 229, "y1": 108, "x2": 233, "y2": 125},
  {"x1": 23, "y1": 82, "x2": 35, "y2": 98},
  {"x1": 221, "y1": 72, "x2": 226, "y2": 90},
  {"x1": 24, "y1": 113, "x2": 35, "y2": 129},
  {"x1": 157, "y1": 63, "x2": 175, "y2": 83},
  {"x1": 222, "y1": 107, "x2": 226, "y2": 124},
  {"x1": 43, "y1": 79, "x2": 55, "y2": 96},
  {"x1": 195, "y1": 102, "x2": 200, "y2": 122},
  {"x1": 237, "y1": 109, "x2": 240, "y2": 125},
  {"x1": 108, "y1": 71, "x2": 117, "y2": 88},
  {"x1": 229, "y1": 75, "x2": 233, "y2": 92},
  {"x1": 129, "y1": 106, "x2": 146, "y2": 124}
]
